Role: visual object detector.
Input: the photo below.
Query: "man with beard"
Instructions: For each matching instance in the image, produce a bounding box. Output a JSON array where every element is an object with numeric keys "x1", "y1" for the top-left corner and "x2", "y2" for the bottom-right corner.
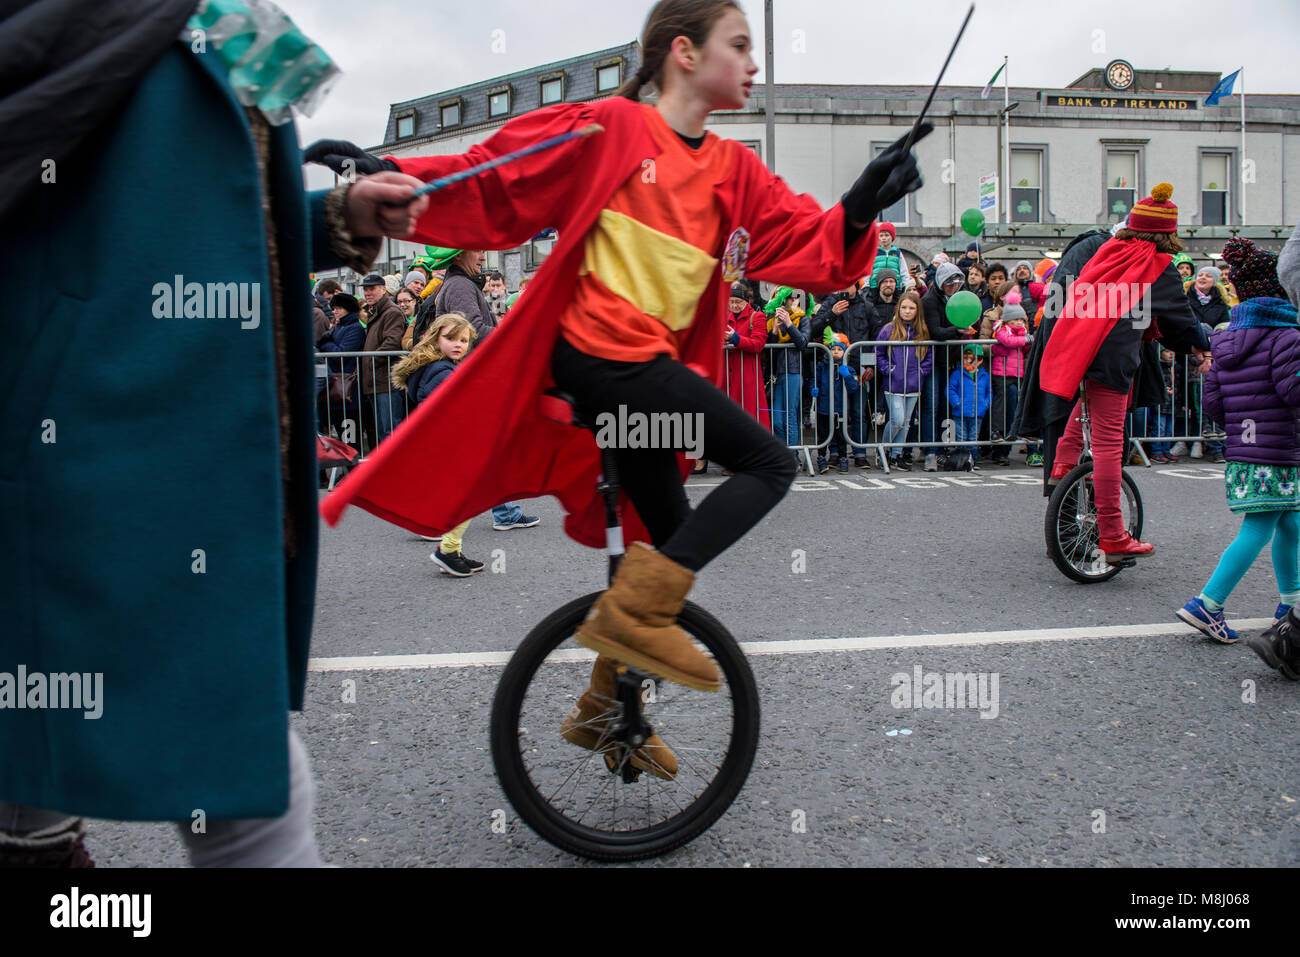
[{"x1": 810, "y1": 281, "x2": 875, "y2": 467}]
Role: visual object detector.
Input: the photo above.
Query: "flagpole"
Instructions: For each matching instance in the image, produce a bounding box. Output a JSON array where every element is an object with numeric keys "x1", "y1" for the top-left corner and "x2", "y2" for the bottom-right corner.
[
  {"x1": 1002, "y1": 56, "x2": 1010, "y2": 225},
  {"x1": 1239, "y1": 65, "x2": 1247, "y2": 225}
]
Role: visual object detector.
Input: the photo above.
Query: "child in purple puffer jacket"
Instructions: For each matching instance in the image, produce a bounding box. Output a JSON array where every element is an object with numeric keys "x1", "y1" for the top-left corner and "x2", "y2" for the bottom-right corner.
[{"x1": 1177, "y1": 290, "x2": 1300, "y2": 666}]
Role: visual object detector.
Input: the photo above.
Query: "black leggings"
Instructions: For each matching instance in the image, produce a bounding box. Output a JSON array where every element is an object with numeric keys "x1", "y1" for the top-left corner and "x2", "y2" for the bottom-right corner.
[{"x1": 551, "y1": 336, "x2": 795, "y2": 572}]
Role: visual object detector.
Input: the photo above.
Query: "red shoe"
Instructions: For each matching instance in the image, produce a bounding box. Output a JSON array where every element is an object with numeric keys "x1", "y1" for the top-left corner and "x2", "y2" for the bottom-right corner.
[
  {"x1": 1099, "y1": 534, "x2": 1155, "y2": 563},
  {"x1": 1048, "y1": 461, "x2": 1074, "y2": 486}
]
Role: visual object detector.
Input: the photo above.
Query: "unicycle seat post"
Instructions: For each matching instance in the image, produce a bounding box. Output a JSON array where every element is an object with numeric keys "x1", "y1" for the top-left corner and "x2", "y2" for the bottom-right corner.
[
  {"x1": 540, "y1": 388, "x2": 627, "y2": 584},
  {"x1": 594, "y1": 443, "x2": 624, "y2": 584}
]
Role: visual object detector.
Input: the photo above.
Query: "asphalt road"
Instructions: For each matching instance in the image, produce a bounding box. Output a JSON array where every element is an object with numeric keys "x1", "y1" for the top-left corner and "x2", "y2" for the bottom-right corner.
[{"x1": 86, "y1": 459, "x2": 1300, "y2": 866}]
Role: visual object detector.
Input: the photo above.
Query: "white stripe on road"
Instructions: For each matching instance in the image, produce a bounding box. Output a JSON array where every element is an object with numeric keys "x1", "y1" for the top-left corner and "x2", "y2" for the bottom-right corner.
[{"x1": 308, "y1": 618, "x2": 1274, "y2": 672}]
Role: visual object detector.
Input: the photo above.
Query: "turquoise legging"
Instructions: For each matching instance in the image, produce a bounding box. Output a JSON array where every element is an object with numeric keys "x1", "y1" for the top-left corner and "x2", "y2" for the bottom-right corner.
[{"x1": 1202, "y1": 510, "x2": 1300, "y2": 605}]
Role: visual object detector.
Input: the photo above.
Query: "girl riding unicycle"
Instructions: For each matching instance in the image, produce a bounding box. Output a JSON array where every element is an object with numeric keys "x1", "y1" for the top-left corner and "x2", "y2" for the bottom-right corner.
[{"x1": 319, "y1": 0, "x2": 929, "y2": 858}]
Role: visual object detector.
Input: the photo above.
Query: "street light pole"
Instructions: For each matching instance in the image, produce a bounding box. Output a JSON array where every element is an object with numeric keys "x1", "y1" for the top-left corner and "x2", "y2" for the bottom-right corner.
[
  {"x1": 997, "y1": 101, "x2": 1019, "y2": 225},
  {"x1": 765, "y1": 0, "x2": 775, "y2": 172}
]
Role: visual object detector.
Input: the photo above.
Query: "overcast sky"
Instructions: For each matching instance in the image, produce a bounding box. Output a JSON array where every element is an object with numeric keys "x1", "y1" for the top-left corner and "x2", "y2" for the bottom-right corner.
[{"x1": 282, "y1": 0, "x2": 1300, "y2": 155}]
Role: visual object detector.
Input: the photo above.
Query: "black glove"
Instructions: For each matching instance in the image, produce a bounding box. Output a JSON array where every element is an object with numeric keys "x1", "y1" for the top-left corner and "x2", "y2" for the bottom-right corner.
[
  {"x1": 841, "y1": 122, "x2": 933, "y2": 226},
  {"x1": 302, "y1": 139, "x2": 400, "y2": 177}
]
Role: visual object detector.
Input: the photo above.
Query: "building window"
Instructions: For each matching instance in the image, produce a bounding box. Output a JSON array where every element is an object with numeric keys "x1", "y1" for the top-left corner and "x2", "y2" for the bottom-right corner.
[
  {"x1": 740, "y1": 140, "x2": 762, "y2": 161},
  {"x1": 540, "y1": 76, "x2": 564, "y2": 105},
  {"x1": 1106, "y1": 151, "x2": 1138, "y2": 224},
  {"x1": 873, "y1": 142, "x2": 908, "y2": 226},
  {"x1": 1010, "y1": 149, "x2": 1042, "y2": 223},
  {"x1": 1201, "y1": 152, "x2": 1230, "y2": 226},
  {"x1": 596, "y1": 62, "x2": 622, "y2": 93},
  {"x1": 396, "y1": 113, "x2": 415, "y2": 139},
  {"x1": 440, "y1": 100, "x2": 461, "y2": 129},
  {"x1": 529, "y1": 234, "x2": 556, "y2": 270},
  {"x1": 488, "y1": 88, "x2": 510, "y2": 119}
]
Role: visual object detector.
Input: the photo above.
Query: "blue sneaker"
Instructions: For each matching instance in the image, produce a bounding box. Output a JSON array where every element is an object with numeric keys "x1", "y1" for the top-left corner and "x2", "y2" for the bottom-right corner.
[
  {"x1": 1176, "y1": 597, "x2": 1240, "y2": 644},
  {"x1": 1274, "y1": 604, "x2": 1293, "y2": 627}
]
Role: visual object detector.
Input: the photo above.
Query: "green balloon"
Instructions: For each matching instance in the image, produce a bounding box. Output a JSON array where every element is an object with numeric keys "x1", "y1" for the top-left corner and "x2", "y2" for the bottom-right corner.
[
  {"x1": 960, "y1": 207, "x2": 985, "y2": 237},
  {"x1": 945, "y1": 290, "x2": 982, "y2": 329}
]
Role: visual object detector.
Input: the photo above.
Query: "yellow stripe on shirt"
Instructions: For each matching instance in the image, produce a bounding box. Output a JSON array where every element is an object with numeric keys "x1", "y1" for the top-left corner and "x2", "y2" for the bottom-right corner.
[{"x1": 578, "y1": 208, "x2": 720, "y2": 332}]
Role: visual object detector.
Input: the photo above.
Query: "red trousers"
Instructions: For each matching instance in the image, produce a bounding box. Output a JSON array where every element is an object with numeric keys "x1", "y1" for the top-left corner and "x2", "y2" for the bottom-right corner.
[{"x1": 1053, "y1": 378, "x2": 1131, "y2": 541}]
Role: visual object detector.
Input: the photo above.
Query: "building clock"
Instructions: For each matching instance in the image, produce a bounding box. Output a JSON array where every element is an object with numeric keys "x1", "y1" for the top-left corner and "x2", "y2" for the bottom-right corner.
[{"x1": 1105, "y1": 59, "x2": 1135, "y2": 92}]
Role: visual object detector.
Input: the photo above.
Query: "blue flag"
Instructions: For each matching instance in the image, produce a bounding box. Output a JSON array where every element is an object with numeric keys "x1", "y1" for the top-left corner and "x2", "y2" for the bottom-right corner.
[{"x1": 1205, "y1": 69, "x2": 1240, "y2": 106}]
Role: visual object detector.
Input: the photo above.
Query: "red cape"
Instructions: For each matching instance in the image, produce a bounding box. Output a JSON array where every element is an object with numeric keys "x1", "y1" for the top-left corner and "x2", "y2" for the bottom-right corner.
[
  {"x1": 320, "y1": 97, "x2": 878, "y2": 547},
  {"x1": 1038, "y1": 237, "x2": 1169, "y2": 400}
]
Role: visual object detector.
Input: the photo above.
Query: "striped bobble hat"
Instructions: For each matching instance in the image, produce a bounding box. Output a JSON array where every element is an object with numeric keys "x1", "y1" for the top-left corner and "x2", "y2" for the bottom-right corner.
[{"x1": 1127, "y1": 183, "x2": 1178, "y2": 233}]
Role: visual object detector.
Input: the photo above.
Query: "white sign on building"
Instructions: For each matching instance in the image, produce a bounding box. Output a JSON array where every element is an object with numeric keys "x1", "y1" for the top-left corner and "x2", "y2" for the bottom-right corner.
[{"x1": 979, "y1": 172, "x2": 998, "y2": 218}]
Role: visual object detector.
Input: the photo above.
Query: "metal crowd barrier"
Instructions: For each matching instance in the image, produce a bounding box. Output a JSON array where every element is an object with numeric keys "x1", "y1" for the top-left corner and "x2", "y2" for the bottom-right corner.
[
  {"x1": 315, "y1": 350, "x2": 411, "y2": 474},
  {"x1": 317, "y1": 345, "x2": 1224, "y2": 481},
  {"x1": 1125, "y1": 351, "x2": 1226, "y2": 466}
]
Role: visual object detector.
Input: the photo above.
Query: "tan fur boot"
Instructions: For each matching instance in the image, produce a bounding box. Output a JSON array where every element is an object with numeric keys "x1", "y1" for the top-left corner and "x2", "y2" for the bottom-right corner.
[
  {"x1": 559, "y1": 655, "x2": 678, "y2": 780},
  {"x1": 575, "y1": 542, "x2": 721, "y2": 692}
]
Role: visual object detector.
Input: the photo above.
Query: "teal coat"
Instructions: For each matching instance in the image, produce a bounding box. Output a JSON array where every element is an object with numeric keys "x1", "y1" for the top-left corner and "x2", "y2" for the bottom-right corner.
[{"x1": 0, "y1": 41, "x2": 342, "y2": 819}]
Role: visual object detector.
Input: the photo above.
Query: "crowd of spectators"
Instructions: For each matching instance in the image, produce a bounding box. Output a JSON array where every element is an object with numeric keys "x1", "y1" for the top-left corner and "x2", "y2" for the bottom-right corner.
[{"x1": 313, "y1": 225, "x2": 1244, "y2": 476}]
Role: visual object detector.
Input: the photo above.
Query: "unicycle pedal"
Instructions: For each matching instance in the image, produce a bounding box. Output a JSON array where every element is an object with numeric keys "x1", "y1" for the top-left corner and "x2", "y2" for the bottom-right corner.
[{"x1": 603, "y1": 750, "x2": 643, "y2": 782}]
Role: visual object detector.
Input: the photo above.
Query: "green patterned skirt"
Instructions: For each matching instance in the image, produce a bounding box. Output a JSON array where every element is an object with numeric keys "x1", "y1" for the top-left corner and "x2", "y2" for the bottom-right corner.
[{"x1": 1224, "y1": 462, "x2": 1300, "y2": 513}]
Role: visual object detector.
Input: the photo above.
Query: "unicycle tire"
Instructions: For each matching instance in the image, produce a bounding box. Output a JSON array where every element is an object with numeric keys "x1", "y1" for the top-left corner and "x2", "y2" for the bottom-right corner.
[
  {"x1": 1045, "y1": 462, "x2": 1144, "y2": 584},
  {"x1": 490, "y1": 591, "x2": 759, "y2": 862}
]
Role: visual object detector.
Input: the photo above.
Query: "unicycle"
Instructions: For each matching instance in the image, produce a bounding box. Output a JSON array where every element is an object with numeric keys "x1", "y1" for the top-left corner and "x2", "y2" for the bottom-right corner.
[
  {"x1": 1044, "y1": 386, "x2": 1145, "y2": 584},
  {"x1": 489, "y1": 389, "x2": 760, "y2": 861}
]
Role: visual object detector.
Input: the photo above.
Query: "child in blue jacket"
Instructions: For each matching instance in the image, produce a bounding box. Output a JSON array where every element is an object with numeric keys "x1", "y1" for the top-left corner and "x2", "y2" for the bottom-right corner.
[
  {"x1": 814, "y1": 333, "x2": 859, "y2": 472},
  {"x1": 947, "y1": 344, "x2": 992, "y2": 467},
  {"x1": 390, "y1": 312, "x2": 483, "y2": 578}
]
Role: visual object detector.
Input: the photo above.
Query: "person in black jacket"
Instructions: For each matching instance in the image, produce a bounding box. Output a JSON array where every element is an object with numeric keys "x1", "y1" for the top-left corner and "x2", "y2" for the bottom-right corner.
[
  {"x1": 917, "y1": 262, "x2": 969, "y2": 469},
  {"x1": 1187, "y1": 266, "x2": 1232, "y2": 328},
  {"x1": 866, "y1": 268, "x2": 903, "y2": 339},
  {"x1": 1012, "y1": 228, "x2": 1109, "y2": 491},
  {"x1": 317, "y1": 292, "x2": 366, "y2": 445},
  {"x1": 1041, "y1": 186, "x2": 1211, "y2": 561},
  {"x1": 810, "y1": 282, "x2": 875, "y2": 465},
  {"x1": 1185, "y1": 266, "x2": 1232, "y2": 459}
]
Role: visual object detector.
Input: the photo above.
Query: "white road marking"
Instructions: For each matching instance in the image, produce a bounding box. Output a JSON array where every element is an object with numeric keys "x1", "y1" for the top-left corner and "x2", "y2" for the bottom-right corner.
[{"x1": 307, "y1": 618, "x2": 1273, "y2": 672}]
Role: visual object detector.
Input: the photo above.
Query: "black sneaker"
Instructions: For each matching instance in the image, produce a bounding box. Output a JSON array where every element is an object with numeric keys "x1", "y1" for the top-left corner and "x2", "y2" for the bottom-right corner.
[
  {"x1": 493, "y1": 514, "x2": 540, "y2": 530},
  {"x1": 838, "y1": 458, "x2": 850, "y2": 473},
  {"x1": 462, "y1": 555, "x2": 486, "y2": 574},
  {"x1": 895, "y1": 456, "x2": 912, "y2": 471},
  {"x1": 854, "y1": 456, "x2": 870, "y2": 470},
  {"x1": 431, "y1": 549, "x2": 474, "y2": 577},
  {"x1": 1213, "y1": 453, "x2": 1226, "y2": 464},
  {"x1": 817, "y1": 455, "x2": 829, "y2": 474},
  {"x1": 1247, "y1": 610, "x2": 1300, "y2": 680}
]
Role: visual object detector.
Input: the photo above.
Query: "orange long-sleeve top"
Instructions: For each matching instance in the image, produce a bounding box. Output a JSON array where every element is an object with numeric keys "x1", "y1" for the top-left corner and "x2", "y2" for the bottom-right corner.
[{"x1": 557, "y1": 103, "x2": 735, "y2": 364}]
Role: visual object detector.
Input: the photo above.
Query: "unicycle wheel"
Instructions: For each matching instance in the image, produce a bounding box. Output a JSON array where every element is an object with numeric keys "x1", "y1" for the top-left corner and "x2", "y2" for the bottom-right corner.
[
  {"x1": 1045, "y1": 462, "x2": 1144, "y2": 583},
  {"x1": 489, "y1": 592, "x2": 759, "y2": 862}
]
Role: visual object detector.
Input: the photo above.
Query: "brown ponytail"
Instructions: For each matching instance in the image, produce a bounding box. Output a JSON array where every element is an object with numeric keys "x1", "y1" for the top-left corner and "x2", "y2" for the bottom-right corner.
[{"x1": 616, "y1": 0, "x2": 742, "y2": 101}]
